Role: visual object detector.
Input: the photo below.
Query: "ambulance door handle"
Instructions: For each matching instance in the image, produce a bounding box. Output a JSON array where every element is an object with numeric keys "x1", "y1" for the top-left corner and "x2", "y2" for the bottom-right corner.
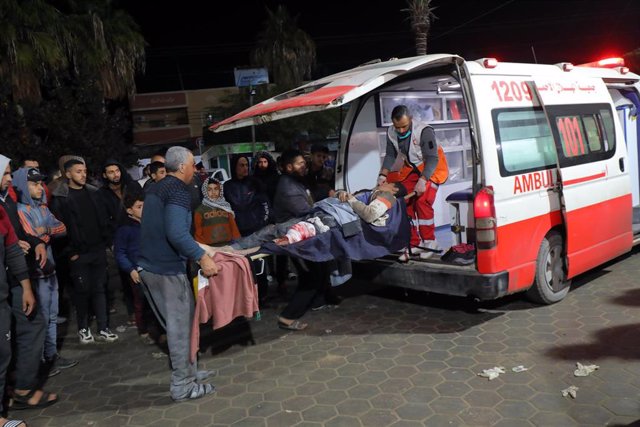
[
  {"x1": 547, "y1": 184, "x2": 560, "y2": 193},
  {"x1": 619, "y1": 157, "x2": 625, "y2": 172}
]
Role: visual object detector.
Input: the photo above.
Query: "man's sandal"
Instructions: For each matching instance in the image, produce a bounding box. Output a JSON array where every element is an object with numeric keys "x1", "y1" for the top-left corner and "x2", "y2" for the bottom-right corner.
[
  {"x1": 278, "y1": 320, "x2": 308, "y2": 331},
  {"x1": 11, "y1": 389, "x2": 58, "y2": 410},
  {"x1": 2, "y1": 420, "x2": 27, "y2": 427}
]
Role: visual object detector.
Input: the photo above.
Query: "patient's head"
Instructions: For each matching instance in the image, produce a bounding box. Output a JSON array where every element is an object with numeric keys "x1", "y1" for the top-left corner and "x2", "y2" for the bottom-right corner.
[{"x1": 376, "y1": 182, "x2": 407, "y2": 198}]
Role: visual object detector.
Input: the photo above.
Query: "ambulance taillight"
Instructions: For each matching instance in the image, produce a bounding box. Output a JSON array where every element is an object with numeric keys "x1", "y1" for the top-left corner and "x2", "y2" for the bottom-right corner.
[{"x1": 474, "y1": 187, "x2": 497, "y2": 250}]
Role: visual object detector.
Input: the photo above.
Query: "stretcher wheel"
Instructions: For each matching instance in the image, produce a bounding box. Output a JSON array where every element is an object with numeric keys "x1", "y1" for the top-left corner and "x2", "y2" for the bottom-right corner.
[{"x1": 526, "y1": 231, "x2": 571, "y2": 304}]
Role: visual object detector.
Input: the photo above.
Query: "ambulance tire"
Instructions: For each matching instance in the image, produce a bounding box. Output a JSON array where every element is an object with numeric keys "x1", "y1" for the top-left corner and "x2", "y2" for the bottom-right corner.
[{"x1": 527, "y1": 231, "x2": 571, "y2": 305}]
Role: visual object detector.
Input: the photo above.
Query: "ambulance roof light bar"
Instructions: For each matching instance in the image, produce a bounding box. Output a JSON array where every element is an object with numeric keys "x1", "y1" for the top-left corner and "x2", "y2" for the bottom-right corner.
[{"x1": 577, "y1": 57, "x2": 625, "y2": 68}]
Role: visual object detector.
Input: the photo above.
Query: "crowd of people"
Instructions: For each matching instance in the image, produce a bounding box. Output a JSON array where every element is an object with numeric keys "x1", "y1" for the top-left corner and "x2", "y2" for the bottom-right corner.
[
  {"x1": 0, "y1": 141, "x2": 341, "y2": 423},
  {"x1": 0, "y1": 104, "x2": 448, "y2": 425}
]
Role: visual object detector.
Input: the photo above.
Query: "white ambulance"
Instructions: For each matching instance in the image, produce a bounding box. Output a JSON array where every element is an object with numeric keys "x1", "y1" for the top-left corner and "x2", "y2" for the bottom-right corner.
[{"x1": 211, "y1": 54, "x2": 640, "y2": 304}]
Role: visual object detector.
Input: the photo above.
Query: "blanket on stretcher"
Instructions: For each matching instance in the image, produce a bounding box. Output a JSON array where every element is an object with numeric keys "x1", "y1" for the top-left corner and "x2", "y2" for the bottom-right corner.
[{"x1": 260, "y1": 192, "x2": 410, "y2": 262}]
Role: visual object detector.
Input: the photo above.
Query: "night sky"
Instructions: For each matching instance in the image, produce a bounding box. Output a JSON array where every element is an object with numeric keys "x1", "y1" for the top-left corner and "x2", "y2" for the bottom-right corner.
[{"x1": 122, "y1": 0, "x2": 640, "y2": 93}]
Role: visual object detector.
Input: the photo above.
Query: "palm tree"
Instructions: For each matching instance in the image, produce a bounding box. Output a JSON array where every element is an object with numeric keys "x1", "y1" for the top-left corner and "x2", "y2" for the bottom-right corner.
[
  {"x1": 0, "y1": 0, "x2": 70, "y2": 103},
  {"x1": 64, "y1": 1, "x2": 145, "y2": 99},
  {"x1": 0, "y1": 0, "x2": 145, "y2": 103},
  {"x1": 403, "y1": 0, "x2": 437, "y2": 56},
  {"x1": 250, "y1": 5, "x2": 316, "y2": 89}
]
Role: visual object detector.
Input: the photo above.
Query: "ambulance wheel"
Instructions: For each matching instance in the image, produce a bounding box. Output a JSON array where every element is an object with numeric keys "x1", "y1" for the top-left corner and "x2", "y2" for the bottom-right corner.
[{"x1": 526, "y1": 231, "x2": 571, "y2": 304}]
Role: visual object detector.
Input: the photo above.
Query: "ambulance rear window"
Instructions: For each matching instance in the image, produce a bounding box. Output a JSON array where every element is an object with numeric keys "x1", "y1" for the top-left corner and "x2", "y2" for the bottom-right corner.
[{"x1": 493, "y1": 108, "x2": 557, "y2": 176}]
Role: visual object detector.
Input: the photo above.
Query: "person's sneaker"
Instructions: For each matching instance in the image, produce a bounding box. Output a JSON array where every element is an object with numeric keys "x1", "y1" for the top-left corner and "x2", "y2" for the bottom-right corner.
[
  {"x1": 56, "y1": 316, "x2": 67, "y2": 325},
  {"x1": 108, "y1": 306, "x2": 117, "y2": 314},
  {"x1": 78, "y1": 328, "x2": 94, "y2": 344},
  {"x1": 52, "y1": 355, "x2": 78, "y2": 370},
  {"x1": 97, "y1": 328, "x2": 119, "y2": 342},
  {"x1": 139, "y1": 333, "x2": 155, "y2": 345},
  {"x1": 311, "y1": 304, "x2": 338, "y2": 312},
  {"x1": 419, "y1": 240, "x2": 441, "y2": 260},
  {"x1": 48, "y1": 367, "x2": 61, "y2": 378},
  {"x1": 287, "y1": 272, "x2": 297, "y2": 280}
]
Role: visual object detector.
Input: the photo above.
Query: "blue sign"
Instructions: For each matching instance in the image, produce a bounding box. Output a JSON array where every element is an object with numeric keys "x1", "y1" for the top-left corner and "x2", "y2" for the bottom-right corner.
[{"x1": 234, "y1": 68, "x2": 269, "y2": 87}]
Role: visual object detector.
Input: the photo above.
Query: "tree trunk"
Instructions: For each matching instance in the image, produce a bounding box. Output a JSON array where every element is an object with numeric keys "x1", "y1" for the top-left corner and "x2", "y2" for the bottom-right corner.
[{"x1": 414, "y1": 23, "x2": 428, "y2": 55}]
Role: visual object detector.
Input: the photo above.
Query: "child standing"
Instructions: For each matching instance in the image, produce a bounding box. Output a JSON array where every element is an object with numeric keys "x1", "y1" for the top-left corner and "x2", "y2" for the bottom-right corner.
[
  {"x1": 13, "y1": 167, "x2": 78, "y2": 374},
  {"x1": 113, "y1": 192, "x2": 157, "y2": 344},
  {"x1": 194, "y1": 177, "x2": 240, "y2": 246}
]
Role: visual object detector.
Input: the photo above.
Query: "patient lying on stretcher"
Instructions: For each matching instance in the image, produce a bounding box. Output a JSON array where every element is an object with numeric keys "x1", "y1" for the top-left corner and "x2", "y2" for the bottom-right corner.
[{"x1": 205, "y1": 182, "x2": 407, "y2": 255}]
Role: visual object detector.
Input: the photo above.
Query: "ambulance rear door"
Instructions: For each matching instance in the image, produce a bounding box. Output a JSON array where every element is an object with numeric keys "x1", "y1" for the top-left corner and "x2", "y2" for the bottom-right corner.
[
  {"x1": 210, "y1": 55, "x2": 463, "y2": 132},
  {"x1": 532, "y1": 76, "x2": 633, "y2": 278}
]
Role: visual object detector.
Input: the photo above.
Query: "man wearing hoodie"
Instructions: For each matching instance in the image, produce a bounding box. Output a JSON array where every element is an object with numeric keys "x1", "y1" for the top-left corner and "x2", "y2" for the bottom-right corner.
[
  {"x1": 1, "y1": 205, "x2": 34, "y2": 426},
  {"x1": 98, "y1": 159, "x2": 143, "y2": 318},
  {"x1": 0, "y1": 155, "x2": 58, "y2": 410},
  {"x1": 13, "y1": 167, "x2": 78, "y2": 374},
  {"x1": 49, "y1": 158, "x2": 118, "y2": 344}
]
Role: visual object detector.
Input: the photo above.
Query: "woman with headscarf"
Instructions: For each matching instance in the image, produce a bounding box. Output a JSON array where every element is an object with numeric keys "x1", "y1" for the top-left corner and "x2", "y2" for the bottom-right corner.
[{"x1": 193, "y1": 177, "x2": 240, "y2": 246}]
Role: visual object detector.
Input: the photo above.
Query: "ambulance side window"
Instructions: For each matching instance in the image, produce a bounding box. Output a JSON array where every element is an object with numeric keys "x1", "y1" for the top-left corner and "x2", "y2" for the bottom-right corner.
[
  {"x1": 546, "y1": 104, "x2": 616, "y2": 167},
  {"x1": 493, "y1": 107, "x2": 557, "y2": 177}
]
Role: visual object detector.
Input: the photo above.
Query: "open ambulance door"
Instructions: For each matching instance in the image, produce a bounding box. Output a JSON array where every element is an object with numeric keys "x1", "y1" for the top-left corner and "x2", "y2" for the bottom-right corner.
[
  {"x1": 532, "y1": 76, "x2": 633, "y2": 279},
  {"x1": 210, "y1": 55, "x2": 463, "y2": 132}
]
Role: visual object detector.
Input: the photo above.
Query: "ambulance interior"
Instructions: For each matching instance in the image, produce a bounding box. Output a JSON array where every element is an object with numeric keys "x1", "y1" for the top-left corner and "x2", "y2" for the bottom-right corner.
[{"x1": 342, "y1": 67, "x2": 476, "y2": 263}]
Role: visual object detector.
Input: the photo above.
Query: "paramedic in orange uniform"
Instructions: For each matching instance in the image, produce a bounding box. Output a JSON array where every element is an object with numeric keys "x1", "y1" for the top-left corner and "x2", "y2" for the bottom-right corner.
[{"x1": 377, "y1": 105, "x2": 448, "y2": 260}]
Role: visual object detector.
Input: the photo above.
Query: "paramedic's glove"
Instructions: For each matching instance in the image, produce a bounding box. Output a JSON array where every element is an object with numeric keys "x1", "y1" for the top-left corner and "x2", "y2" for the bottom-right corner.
[
  {"x1": 377, "y1": 174, "x2": 387, "y2": 187},
  {"x1": 414, "y1": 176, "x2": 428, "y2": 195}
]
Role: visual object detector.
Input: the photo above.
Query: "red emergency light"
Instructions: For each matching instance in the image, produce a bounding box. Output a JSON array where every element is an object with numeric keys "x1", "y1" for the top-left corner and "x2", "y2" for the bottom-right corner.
[
  {"x1": 480, "y1": 58, "x2": 498, "y2": 69},
  {"x1": 578, "y1": 57, "x2": 625, "y2": 68}
]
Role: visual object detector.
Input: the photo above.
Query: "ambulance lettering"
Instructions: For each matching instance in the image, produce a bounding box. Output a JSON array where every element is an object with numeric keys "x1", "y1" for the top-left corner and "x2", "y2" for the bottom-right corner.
[
  {"x1": 513, "y1": 170, "x2": 555, "y2": 194},
  {"x1": 491, "y1": 80, "x2": 533, "y2": 103}
]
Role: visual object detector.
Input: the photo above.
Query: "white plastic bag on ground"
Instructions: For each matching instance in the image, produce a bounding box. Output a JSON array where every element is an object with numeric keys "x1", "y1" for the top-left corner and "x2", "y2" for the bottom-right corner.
[
  {"x1": 574, "y1": 362, "x2": 599, "y2": 377},
  {"x1": 477, "y1": 366, "x2": 506, "y2": 380}
]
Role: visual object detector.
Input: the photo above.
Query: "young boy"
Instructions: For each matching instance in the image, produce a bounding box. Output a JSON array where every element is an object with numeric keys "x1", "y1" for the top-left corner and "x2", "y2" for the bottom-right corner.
[
  {"x1": 113, "y1": 192, "x2": 156, "y2": 344},
  {"x1": 13, "y1": 167, "x2": 78, "y2": 373},
  {"x1": 194, "y1": 178, "x2": 240, "y2": 246},
  {"x1": 143, "y1": 161, "x2": 167, "y2": 191}
]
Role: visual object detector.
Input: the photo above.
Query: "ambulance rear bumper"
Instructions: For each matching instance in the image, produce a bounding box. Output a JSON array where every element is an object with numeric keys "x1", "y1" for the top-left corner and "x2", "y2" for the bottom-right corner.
[{"x1": 352, "y1": 259, "x2": 509, "y2": 300}]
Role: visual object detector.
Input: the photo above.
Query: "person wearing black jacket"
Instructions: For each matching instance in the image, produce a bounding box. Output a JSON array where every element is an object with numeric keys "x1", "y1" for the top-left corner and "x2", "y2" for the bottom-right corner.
[
  {"x1": 224, "y1": 155, "x2": 271, "y2": 236},
  {"x1": 224, "y1": 154, "x2": 272, "y2": 306},
  {"x1": 98, "y1": 159, "x2": 143, "y2": 318},
  {"x1": 0, "y1": 155, "x2": 57, "y2": 411},
  {"x1": 252, "y1": 151, "x2": 280, "y2": 205},
  {"x1": 273, "y1": 150, "x2": 338, "y2": 331},
  {"x1": 49, "y1": 159, "x2": 118, "y2": 345},
  {"x1": 1, "y1": 205, "x2": 42, "y2": 426},
  {"x1": 252, "y1": 151, "x2": 290, "y2": 297}
]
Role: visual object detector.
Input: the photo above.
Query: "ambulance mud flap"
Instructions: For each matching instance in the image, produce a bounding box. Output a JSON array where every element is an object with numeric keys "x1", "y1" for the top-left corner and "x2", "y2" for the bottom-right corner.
[{"x1": 352, "y1": 259, "x2": 509, "y2": 300}]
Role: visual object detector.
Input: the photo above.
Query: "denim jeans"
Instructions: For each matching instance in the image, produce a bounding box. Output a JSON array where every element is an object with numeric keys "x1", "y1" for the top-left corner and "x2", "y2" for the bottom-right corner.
[{"x1": 35, "y1": 275, "x2": 59, "y2": 360}]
